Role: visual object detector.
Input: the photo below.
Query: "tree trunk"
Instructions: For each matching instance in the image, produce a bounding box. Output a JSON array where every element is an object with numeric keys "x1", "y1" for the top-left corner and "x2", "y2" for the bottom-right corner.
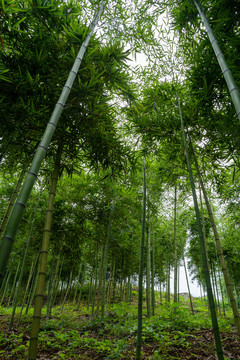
[{"x1": 28, "y1": 144, "x2": 62, "y2": 360}]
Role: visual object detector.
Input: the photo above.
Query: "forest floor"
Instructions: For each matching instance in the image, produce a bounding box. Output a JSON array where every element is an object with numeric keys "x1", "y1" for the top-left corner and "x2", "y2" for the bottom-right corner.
[{"x1": 0, "y1": 296, "x2": 240, "y2": 359}]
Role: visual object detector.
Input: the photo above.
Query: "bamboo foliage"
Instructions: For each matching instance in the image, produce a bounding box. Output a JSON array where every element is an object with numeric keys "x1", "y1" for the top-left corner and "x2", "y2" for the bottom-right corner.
[
  {"x1": 0, "y1": 0, "x2": 107, "y2": 285},
  {"x1": 193, "y1": 0, "x2": 240, "y2": 121},
  {"x1": 178, "y1": 97, "x2": 224, "y2": 360}
]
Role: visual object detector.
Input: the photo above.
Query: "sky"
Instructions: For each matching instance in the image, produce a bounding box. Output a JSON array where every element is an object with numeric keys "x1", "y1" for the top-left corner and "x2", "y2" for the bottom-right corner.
[{"x1": 170, "y1": 266, "x2": 202, "y2": 298}]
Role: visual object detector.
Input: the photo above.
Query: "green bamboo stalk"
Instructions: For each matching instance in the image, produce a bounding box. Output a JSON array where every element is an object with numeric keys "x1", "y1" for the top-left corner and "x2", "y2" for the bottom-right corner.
[
  {"x1": 173, "y1": 185, "x2": 178, "y2": 304},
  {"x1": 109, "y1": 261, "x2": 116, "y2": 304},
  {"x1": 193, "y1": 0, "x2": 240, "y2": 121},
  {"x1": 46, "y1": 256, "x2": 55, "y2": 322},
  {"x1": 0, "y1": 167, "x2": 26, "y2": 240},
  {"x1": 189, "y1": 137, "x2": 240, "y2": 334},
  {"x1": 28, "y1": 144, "x2": 62, "y2": 360},
  {"x1": 0, "y1": 0, "x2": 107, "y2": 285},
  {"x1": 0, "y1": 270, "x2": 11, "y2": 306},
  {"x1": 52, "y1": 257, "x2": 63, "y2": 308},
  {"x1": 91, "y1": 250, "x2": 99, "y2": 316},
  {"x1": 179, "y1": 98, "x2": 224, "y2": 360},
  {"x1": 146, "y1": 214, "x2": 151, "y2": 317},
  {"x1": 8, "y1": 260, "x2": 20, "y2": 307},
  {"x1": 17, "y1": 254, "x2": 38, "y2": 325},
  {"x1": 212, "y1": 263, "x2": 221, "y2": 314},
  {"x1": 9, "y1": 184, "x2": 43, "y2": 330},
  {"x1": 150, "y1": 231, "x2": 155, "y2": 315},
  {"x1": 126, "y1": 275, "x2": 131, "y2": 303},
  {"x1": 136, "y1": 156, "x2": 146, "y2": 360},
  {"x1": 26, "y1": 262, "x2": 39, "y2": 316},
  {"x1": 101, "y1": 204, "x2": 114, "y2": 323},
  {"x1": 87, "y1": 266, "x2": 94, "y2": 309},
  {"x1": 0, "y1": 268, "x2": 9, "y2": 295},
  {"x1": 61, "y1": 270, "x2": 73, "y2": 315},
  {"x1": 73, "y1": 264, "x2": 82, "y2": 304},
  {"x1": 76, "y1": 266, "x2": 85, "y2": 311},
  {"x1": 96, "y1": 244, "x2": 104, "y2": 316},
  {"x1": 183, "y1": 257, "x2": 194, "y2": 314},
  {"x1": 218, "y1": 267, "x2": 226, "y2": 317}
]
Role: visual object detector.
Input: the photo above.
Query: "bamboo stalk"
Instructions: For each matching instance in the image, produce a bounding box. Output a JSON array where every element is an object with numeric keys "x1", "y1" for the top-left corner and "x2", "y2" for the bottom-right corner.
[
  {"x1": 179, "y1": 97, "x2": 224, "y2": 360},
  {"x1": 193, "y1": 0, "x2": 240, "y2": 121},
  {"x1": 0, "y1": 0, "x2": 107, "y2": 285},
  {"x1": 189, "y1": 137, "x2": 240, "y2": 335},
  {"x1": 136, "y1": 156, "x2": 146, "y2": 360},
  {"x1": 28, "y1": 144, "x2": 62, "y2": 360}
]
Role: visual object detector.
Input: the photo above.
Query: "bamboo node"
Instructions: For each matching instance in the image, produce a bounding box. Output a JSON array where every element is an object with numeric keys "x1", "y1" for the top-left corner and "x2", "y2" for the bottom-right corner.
[
  {"x1": 16, "y1": 201, "x2": 26, "y2": 208},
  {"x1": 230, "y1": 87, "x2": 239, "y2": 93},
  {"x1": 38, "y1": 144, "x2": 47, "y2": 151},
  {"x1": 28, "y1": 171, "x2": 38, "y2": 178},
  {"x1": 2, "y1": 236, "x2": 14, "y2": 243},
  {"x1": 49, "y1": 121, "x2": 57, "y2": 128}
]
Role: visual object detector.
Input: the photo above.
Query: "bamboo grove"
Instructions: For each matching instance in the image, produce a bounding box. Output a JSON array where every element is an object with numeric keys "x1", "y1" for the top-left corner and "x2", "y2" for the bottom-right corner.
[{"x1": 0, "y1": 0, "x2": 240, "y2": 359}]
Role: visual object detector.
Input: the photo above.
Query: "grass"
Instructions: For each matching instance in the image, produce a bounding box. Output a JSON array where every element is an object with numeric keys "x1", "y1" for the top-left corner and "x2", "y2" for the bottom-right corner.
[{"x1": 0, "y1": 294, "x2": 239, "y2": 359}]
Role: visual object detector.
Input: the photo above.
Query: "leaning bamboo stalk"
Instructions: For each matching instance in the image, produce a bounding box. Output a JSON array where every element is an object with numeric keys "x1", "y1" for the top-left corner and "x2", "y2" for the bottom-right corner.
[
  {"x1": 0, "y1": 0, "x2": 107, "y2": 285},
  {"x1": 193, "y1": 0, "x2": 240, "y2": 121}
]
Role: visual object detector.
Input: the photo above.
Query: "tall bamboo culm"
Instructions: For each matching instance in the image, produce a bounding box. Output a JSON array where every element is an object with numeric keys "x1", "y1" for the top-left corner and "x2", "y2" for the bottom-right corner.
[
  {"x1": 28, "y1": 144, "x2": 62, "y2": 360},
  {"x1": 189, "y1": 138, "x2": 240, "y2": 334},
  {"x1": 136, "y1": 156, "x2": 147, "y2": 360},
  {"x1": 178, "y1": 98, "x2": 224, "y2": 360},
  {"x1": 0, "y1": 0, "x2": 107, "y2": 285},
  {"x1": 173, "y1": 185, "x2": 178, "y2": 304},
  {"x1": 193, "y1": 0, "x2": 240, "y2": 121}
]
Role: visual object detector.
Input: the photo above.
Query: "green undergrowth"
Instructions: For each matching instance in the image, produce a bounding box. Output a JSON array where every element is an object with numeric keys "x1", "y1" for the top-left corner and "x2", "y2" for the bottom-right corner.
[{"x1": 0, "y1": 298, "x2": 236, "y2": 359}]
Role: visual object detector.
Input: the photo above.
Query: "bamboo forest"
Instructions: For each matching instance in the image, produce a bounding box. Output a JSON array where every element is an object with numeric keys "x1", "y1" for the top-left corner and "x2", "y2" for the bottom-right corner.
[{"x1": 1, "y1": 0, "x2": 240, "y2": 359}]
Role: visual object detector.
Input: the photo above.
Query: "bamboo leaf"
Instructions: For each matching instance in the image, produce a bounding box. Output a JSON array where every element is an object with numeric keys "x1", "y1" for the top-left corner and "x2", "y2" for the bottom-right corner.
[{"x1": 12, "y1": 17, "x2": 26, "y2": 29}]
